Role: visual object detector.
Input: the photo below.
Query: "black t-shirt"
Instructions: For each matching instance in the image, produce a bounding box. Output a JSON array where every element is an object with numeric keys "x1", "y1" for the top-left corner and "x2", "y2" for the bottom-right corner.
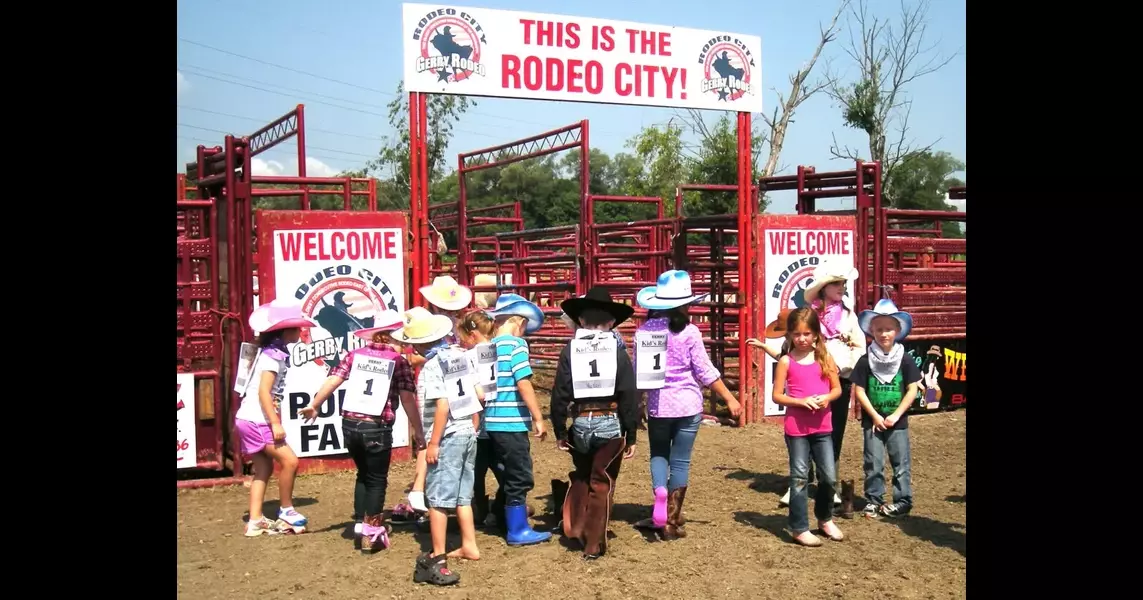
[{"x1": 850, "y1": 352, "x2": 922, "y2": 430}]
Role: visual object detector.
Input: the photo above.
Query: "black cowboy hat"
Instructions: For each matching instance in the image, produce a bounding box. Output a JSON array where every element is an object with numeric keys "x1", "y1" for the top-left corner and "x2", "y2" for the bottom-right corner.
[{"x1": 560, "y1": 286, "x2": 635, "y2": 327}]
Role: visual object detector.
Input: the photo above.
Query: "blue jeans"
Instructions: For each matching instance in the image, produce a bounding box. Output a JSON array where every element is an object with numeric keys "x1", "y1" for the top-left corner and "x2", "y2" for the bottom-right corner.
[
  {"x1": 426, "y1": 432, "x2": 477, "y2": 509},
  {"x1": 571, "y1": 414, "x2": 622, "y2": 453},
  {"x1": 785, "y1": 433, "x2": 837, "y2": 534},
  {"x1": 648, "y1": 413, "x2": 702, "y2": 491},
  {"x1": 862, "y1": 426, "x2": 913, "y2": 507}
]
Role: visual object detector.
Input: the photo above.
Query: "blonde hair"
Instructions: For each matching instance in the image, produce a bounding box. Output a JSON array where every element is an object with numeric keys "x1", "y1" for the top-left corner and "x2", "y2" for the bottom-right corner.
[{"x1": 456, "y1": 308, "x2": 495, "y2": 346}]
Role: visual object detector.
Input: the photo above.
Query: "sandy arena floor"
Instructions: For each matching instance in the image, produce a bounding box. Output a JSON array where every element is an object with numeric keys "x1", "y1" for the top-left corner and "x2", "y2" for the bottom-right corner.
[{"x1": 177, "y1": 377, "x2": 966, "y2": 600}]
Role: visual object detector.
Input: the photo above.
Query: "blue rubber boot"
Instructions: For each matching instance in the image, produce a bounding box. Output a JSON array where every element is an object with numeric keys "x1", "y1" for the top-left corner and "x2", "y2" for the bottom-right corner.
[{"x1": 504, "y1": 503, "x2": 551, "y2": 546}]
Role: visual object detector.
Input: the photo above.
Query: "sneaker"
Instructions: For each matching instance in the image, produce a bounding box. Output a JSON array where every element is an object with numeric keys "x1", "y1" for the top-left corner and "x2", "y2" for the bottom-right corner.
[
  {"x1": 245, "y1": 517, "x2": 280, "y2": 537},
  {"x1": 278, "y1": 507, "x2": 308, "y2": 527},
  {"x1": 413, "y1": 552, "x2": 460, "y2": 586},
  {"x1": 861, "y1": 503, "x2": 881, "y2": 519},
  {"x1": 879, "y1": 502, "x2": 911, "y2": 518}
]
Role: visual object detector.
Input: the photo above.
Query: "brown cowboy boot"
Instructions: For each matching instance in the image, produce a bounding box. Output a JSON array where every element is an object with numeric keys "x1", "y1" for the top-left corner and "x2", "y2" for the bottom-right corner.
[
  {"x1": 360, "y1": 513, "x2": 390, "y2": 553},
  {"x1": 663, "y1": 487, "x2": 688, "y2": 540},
  {"x1": 839, "y1": 480, "x2": 855, "y2": 519}
]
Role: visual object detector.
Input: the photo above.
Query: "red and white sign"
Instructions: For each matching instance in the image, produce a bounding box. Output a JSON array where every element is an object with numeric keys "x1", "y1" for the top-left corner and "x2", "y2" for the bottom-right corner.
[
  {"x1": 177, "y1": 373, "x2": 197, "y2": 468},
  {"x1": 401, "y1": 3, "x2": 763, "y2": 113}
]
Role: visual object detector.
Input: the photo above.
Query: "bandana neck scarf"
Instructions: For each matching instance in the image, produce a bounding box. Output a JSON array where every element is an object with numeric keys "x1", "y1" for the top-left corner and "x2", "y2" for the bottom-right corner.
[{"x1": 868, "y1": 342, "x2": 904, "y2": 384}]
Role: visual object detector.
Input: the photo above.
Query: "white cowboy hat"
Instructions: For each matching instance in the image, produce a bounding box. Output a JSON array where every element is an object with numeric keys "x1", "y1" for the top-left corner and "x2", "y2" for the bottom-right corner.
[
  {"x1": 486, "y1": 293, "x2": 545, "y2": 334},
  {"x1": 803, "y1": 260, "x2": 860, "y2": 305},
  {"x1": 419, "y1": 275, "x2": 473, "y2": 312},
  {"x1": 249, "y1": 299, "x2": 318, "y2": 334},
  {"x1": 351, "y1": 309, "x2": 405, "y2": 340},
  {"x1": 390, "y1": 307, "x2": 455, "y2": 345},
  {"x1": 857, "y1": 298, "x2": 913, "y2": 342},
  {"x1": 636, "y1": 270, "x2": 708, "y2": 310}
]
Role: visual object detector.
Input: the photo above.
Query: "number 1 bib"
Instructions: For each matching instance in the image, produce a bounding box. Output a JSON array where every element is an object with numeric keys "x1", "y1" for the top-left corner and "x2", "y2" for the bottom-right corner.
[
  {"x1": 441, "y1": 353, "x2": 483, "y2": 419},
  {"x1": 570, "y1": 331, "x2": 618, "y2": 399},
  {"x1": 635, "y1": 330, "x2": 668, "y2": 390},
  {"x1": 469, "y1": 342, "x2": 498, "y2": 396},
  {"x1": 341, "y1": 354, "x2": 397, "y2": 416}
]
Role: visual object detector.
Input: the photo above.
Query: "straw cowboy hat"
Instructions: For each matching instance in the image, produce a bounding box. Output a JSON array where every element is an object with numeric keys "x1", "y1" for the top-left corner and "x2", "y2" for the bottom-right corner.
[
  {"x1": 764, "y1": 308, "x2": 794, "y2": 339},
  {"x1": 636, "y1": 270, "x2": 708, "y2": 310},
  {"x1": 351, "y1": 309, "x2": 405, "y2": 340},
  {"x1": 857, "y1": 298, "x2": 913, "y2": 342},
  {"x1": 419, "y1": 275, "x2": 473, "y2": 312},
  {"x1": 486, "y1": 293, "x2": 545, "y2": 334},
  {"x1": 560, "y1": 287, "x2": 634, "y2": 327},
  {"x1": 803, "y1": 260, "x2": 860, "y2": 305},
  {"x1": 249, "y1": 299, "x2": 318, "y2": 334},
  {"x1": 390, "y1": 307, "x2": 455, "y2": 345}
]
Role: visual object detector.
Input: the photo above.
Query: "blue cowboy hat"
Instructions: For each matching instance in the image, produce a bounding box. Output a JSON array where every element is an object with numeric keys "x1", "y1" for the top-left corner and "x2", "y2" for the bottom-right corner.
[
  {"x1": 857, "y1": 298, "x2": 913, "y2": 342},
  {"x1": 486, "y1": 293, "x2": 545, "y2": 334},
  {"x1": 636, "y1": 270, "x2": 709, "y2": 311}
]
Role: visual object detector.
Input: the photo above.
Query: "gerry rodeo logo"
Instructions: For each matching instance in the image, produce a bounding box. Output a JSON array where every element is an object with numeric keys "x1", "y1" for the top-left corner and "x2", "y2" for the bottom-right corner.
[
  {"x1": 291, "y1": 265, "x2": 400, "y2": 369},
  {"x1": 411, "y1": 7, "x2": 488, "y2": 84},
  {"x1": 771, "y1": 257, "x2": 821, "y2": 309},
  {"x1": 697, "y1": 35, "x2": 755, "y2": 103}
]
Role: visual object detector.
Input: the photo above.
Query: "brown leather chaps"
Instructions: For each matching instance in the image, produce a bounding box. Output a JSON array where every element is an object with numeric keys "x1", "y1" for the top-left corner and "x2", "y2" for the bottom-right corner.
[{"x1": 561, "y1": 438, "x2": 625, "y2": 556}]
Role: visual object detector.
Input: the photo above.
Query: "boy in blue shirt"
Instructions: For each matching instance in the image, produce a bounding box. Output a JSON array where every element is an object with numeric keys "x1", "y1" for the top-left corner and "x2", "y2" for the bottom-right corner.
[{"x1": 484, "y1": 293, "x2": 551, "y2": 546}]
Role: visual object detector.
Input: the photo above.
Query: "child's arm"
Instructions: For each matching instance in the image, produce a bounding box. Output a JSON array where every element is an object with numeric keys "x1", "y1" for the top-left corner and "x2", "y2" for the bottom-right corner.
[
  {"x1": 426, "y1": 396, "x2": 450, "y2": 464},
  {"x1": 304, "y1": 375, "x2": 346, "y2": 422},
  {"x1": 885, "y1": 359, "x2": 923, "y2": 428},
  {"x1": 400, "y1": 390, "x2": 427, "y2": 450},
  {"x1": 517, "y1": 378, "x2": 546, "y2": 439},
  {"x1": 687, "y1": 328, "x2": 741, "y2": 416},
  {"x1": 824, "y1": 356, "x2": 842, "y2": 403},
  {"x1": 746, "y1": 338, "x2": 783, "y2": 360},
  {"x1": 257, "y1": 370, "x2": 286, "y2": 441},
  {"x1": 854, "y1": 384, "x2": 886, "y2": 430},
  {"x1": 549, "y1": 345, "x2": 573, "y2": 445},
  {"x1": 407, "y1": 353, "x2": 427, "y2": 369}
]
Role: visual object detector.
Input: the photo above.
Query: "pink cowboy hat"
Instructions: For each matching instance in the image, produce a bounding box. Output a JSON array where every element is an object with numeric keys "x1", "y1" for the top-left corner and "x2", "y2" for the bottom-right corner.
[
  {"x1": 352, "y1": 309, "x2": 405, "y2": 340},
  {"x1": 248, "y1": 299, "x2": 318, "y2": 334}
]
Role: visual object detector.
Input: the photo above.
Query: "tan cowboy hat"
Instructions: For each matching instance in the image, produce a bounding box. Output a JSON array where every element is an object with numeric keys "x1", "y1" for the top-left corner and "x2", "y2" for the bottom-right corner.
[
  {"x1": 390, "y1": 307, "x2": 455, "y2": 345},
  {"x1": 803, "y1": 260, "x2": 860, "y2": 305},
  {"x1": 419, "y1": 275, "x2": 473, "y2": 312}
]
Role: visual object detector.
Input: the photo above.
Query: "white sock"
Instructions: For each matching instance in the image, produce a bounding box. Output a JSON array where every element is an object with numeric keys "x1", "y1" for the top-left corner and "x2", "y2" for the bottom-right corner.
[
  {"x1": 354, "y1": 523, "x2": 363, "y2": 534},
  {"x1": 279, "y1": 506, "x2": 293, "y2": 513}
]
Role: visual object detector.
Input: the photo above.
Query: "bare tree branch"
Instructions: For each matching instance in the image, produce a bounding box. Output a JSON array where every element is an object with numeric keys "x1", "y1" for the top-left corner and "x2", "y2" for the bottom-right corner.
[{"x1": 828, "y1": 0, "x2": 957, "y2": 187}]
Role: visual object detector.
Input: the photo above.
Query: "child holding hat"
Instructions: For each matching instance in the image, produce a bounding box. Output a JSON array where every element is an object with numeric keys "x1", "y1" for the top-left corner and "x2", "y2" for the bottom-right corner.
[{"x1": 301, "y1": 310, "x2": 427, "y2": 553}]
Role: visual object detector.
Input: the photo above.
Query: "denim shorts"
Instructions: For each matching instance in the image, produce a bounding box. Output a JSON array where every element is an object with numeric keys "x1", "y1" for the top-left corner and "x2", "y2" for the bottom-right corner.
[{"x1": 426, "y1": 432, "x2": 477, "y2": 509}]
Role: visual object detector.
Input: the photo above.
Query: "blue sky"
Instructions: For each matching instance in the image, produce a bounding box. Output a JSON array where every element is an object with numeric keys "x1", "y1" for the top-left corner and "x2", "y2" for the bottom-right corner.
[{"x1": 176, "y1": 0, "x2": 965, "y2": 214}]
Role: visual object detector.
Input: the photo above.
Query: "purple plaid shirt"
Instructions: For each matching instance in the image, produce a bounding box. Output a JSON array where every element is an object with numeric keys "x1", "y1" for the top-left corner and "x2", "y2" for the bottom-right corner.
[
  {"x1": 330, "y1": 343, "x2": 416, "y2": 423},
  {"x1": 634, "y1": 318, "x2": 721, "y2": 418}
]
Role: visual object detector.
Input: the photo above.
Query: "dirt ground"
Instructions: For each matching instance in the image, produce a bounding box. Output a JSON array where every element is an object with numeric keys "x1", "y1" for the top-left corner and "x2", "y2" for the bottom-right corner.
[{"x1": 177, "y1": 374, "x2": 966, "y2": 600}]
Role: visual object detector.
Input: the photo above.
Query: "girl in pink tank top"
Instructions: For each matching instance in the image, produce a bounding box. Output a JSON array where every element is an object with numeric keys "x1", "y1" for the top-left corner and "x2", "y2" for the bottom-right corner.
[{"x1": 770, "y1": 308, "x2": 845, "y2": 546}]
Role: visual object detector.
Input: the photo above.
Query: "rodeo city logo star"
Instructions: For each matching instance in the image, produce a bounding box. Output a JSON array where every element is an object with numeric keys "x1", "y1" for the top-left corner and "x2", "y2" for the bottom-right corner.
[
  {"x1": 411, "y1": 7, "x2": 488, "y2": 84},
  {"x1": 697, "y1": 35, "x2": 756, "y2": 102}
]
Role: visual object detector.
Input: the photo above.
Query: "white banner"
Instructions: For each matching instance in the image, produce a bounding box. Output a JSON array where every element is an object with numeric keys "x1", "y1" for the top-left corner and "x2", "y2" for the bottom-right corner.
[
  {"x1": 762, "y1": 229, "x2": 855, "y2": 416},
  {"x1": 177, "y1": 373, "x2": 197, "y2": 469},
  {"x1": 401, "y1": 3, "x2": 763, "y2": 113},
  {"x1": 270, "y1": 227, "x2": 410, "y2": 457}
]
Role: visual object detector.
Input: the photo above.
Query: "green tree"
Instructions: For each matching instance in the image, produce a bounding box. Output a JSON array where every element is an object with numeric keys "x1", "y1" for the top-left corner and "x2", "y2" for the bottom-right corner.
[{"x1": 884, "y1": 150, "x2": 965, "y2": 238}]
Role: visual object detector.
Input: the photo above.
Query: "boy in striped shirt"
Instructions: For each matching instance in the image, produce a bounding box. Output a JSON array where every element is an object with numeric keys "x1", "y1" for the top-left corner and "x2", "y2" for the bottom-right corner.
[{"x1": 484, "y1": 293, "x2": 552, "y2": 546}]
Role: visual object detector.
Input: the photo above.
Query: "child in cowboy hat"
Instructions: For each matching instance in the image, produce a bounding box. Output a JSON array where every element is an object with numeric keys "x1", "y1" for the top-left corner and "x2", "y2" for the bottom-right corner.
[
  {"x1": 850, "y1": 298, "x2": 921, "y2": 518},
  {"x1": 393, "y1": 307, "x2": 480, "y2": 585},
  {"x1": 482, "y1": 293, "x2": 552, "y2": 546},
  {"x1": 549, "y1": 287, "x2": 639, "y2": 559},
  {"x1": 632, "y1": 270, "x2": 741, "y2": 540},
  {"x1": 301, "y1": 310, "x2": 427, "y2": 553},
  {"x1": 235, "y1": 300, "x2": 318, "y2": 536},
  {"x1": 794, "y1": 260, "x2": 865, "y2": 509},
  {"x1": 408, "y1": 276, "x2": 474, "y2": 511}
]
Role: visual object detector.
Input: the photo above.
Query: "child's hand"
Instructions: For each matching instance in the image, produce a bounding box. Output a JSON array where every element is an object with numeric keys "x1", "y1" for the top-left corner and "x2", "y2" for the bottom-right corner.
[
  {"x1": 533, "y1": 420, "x2": 547, "y2": 440},
  {"x1": 271, "y1": 423, "x2": 286, "y2": 442},
  {"x1": 556, "y1": 439, "x2": 571, "y2": 452},
  {"x1": 873, "y1": 415, "x2": 888, "y2": 431},
  {"x1": 300, "y1": 405, "x2": 318, "y2": 424},
  {"x1": 426, "y1": 443, "x2": 440, "y2": 464},
  {"x1": 745, "y1": 338, "x2": 764, "y2": 349},
  {"x1": 623, "y1": 445, "x2": 636, "y2": 459},
  {"x1": 883, "y1": 414, "x2": 898, "y2": 428},
  {"x1": 803, "y1": 396, "x2": 823, "y2": 411},
  {"x1": 725, "y1": 397, "x2": 742, "y2": 418}
]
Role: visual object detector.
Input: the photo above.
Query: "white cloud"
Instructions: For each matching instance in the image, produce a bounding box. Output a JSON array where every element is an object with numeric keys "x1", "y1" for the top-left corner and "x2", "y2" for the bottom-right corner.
[
  {"x1": 250, "y1": 156, "x2": 342, "y2": 177},
  {"x1": 177, "y1": 70, "x2": 190, "y2": 97}
]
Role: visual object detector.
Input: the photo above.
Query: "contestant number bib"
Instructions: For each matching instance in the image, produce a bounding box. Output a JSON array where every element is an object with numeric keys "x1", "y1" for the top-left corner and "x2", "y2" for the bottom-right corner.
[
  {"x1": 469, "y1": 343, "x2": 498, "y2": 395},
  {"x1": 635, "y1": 330, "x2": 668, "y2": 390},
  {"x1": 341, "y1": 355, "x2": 396, "y2": 416},
  {"x1": 442, "y1": 353, "x2": 482, "y2": 419},
  {"x1": 570, "y1": 333, "x2": 618, "y2": 399}
]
